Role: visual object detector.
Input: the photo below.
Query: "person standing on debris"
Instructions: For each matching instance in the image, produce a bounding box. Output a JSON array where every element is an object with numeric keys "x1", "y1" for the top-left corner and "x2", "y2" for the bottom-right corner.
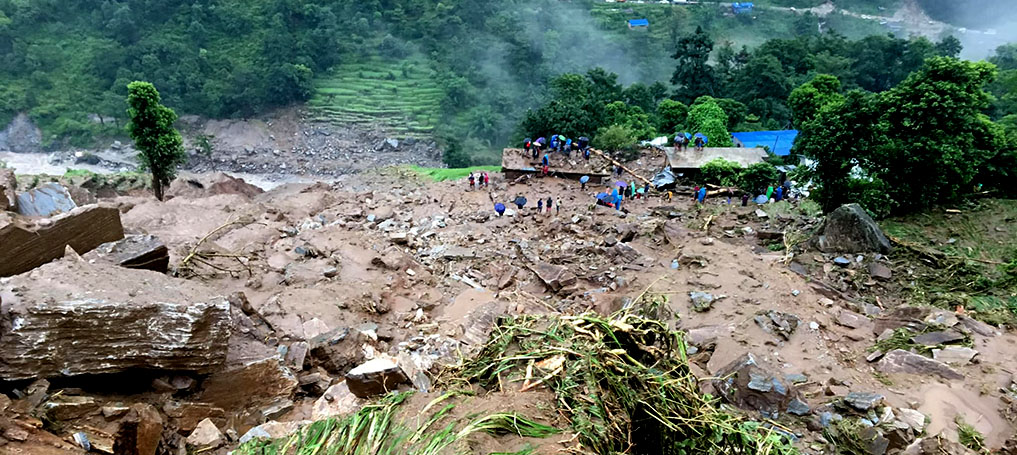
[
  {"x1": 775, "y1": 185, "x2": 784, "y2": 202},
  {"x1": 542, "y1": 153, "x2": 549, "y2": 167},
  {"x1": 556, "y1": 200, "x2": 561, "y2": 215},
  {"x1": 515, "y1": 195, "x2": 527, "y2": 210},
  {"x1": 524, "y1": 137, "x2": 533, "y2": 157},
  {"x1": 742, "y1": 192, "x2": 750, "y2": 207},
  {"x1": 583, "y1": 147, "x2": 591, "y2": 160},
  {"x1": 667, "y1": 191, "x2": 673, "y2": 202},
  {"x1": 693, "y1": 185, "x2": 700, "y2": 201},
  {"x1": 495, "y1": 202, "x2": 506, "y2": 217},
  {"x1": 537, "y1": 198, "x2": 544, "y2": 213},
  {"x1": 765, "y1": 185, "x2": 774, "y2": 202},
  {"x1": 546, "y1": 196, "x2": 553, "y2": 214},
  {"x1": 564, "y1": 138, "x2": 572, "y2": 156},
  {"x1": 550, "y1": 135, "x2": 560, "y2": 153},
  {"x1": 483, "y1": 172, "x2": 490, "y2": 188},
  {"x1": 643, "y1": 182, "x2": 650, "y2": 200},
  {"x1": 468, "y1": 172, "x2": 475, "y2": 190},
  {"x1": 542, "y1": 163, "x2": 549, "y2": 176},
  {"x1": 629, "y1": 181, "x2": 636, "y2": 199},
  {"x1": 581, "y1": 176, "x2": 588, "y2": 191},
  {"x1": 697, "y1": 186, "x2": 707, "y2": 203}
]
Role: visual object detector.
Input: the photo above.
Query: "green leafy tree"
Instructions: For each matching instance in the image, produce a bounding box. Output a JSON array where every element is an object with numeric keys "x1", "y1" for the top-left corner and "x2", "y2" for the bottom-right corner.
[
  {"x1": 126, "y1": 81, "x2": 186, "y2": 201},
  {"x1": 874, "y1": 57, "x2": 1006, "y2": 213},
  {"x1": 699, "y1": 158, "x2": 742, "y2": 186},
  {"x1": 687, "y1": 98, "x2": 732, "y2": 147},
  {"x1": 788, "y1": 74, "x2": 845, "y2": 127},
  {"x1": 604, "y1": 101, "x2": 656, "y2": 140},
  {"x1": 595, "y1": 124, "x2": 638, "y2": 161},
  {"x1": 655, "y1": 99, "x2": 689, "y2": 135},
  {"x1": 671, "y1": 26, "x2": 717, "y2": 103},
  {"x1": 792, "y1": 90, "x2": 884, "y2": 213},
  {"x1": 440, "y1": 135, "x2": 472, "y2": 168}
]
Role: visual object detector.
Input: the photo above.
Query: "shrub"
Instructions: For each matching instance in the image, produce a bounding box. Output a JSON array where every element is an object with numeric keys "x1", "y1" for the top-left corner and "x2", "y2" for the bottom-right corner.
[
  {"x1": 699, "y1": 158, "x2": 742, "y2": 186},
  {"x1": 737, "y1": 162, "x2": 780, "y2": 194}
]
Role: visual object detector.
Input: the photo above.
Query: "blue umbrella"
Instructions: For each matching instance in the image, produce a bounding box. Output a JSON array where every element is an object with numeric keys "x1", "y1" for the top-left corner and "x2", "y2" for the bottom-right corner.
[
  {"x1": 694, "y1": 132, "x2": 708, "y2": 144},
  {"x1": 754, "y1": 195, "x2": 768, "y2": 204},
  {"x1": 514, "y1": 196, "x2": 528, "y2": 207},
  {"x1": 615, "y1": 181, "x2": 628, "y2": 188},
  {"x1": 495, "y1": 203, "x2": 505, "y2": 212},
  {"x1": 684, "y1": 132, "x2": 693, "y2": 139},
  {"x1": 580, "y1": 175, "x2": 590, "y2": 184},
  {"x1": 596, "y1": 192, "x2": 609, "y2": 200}
]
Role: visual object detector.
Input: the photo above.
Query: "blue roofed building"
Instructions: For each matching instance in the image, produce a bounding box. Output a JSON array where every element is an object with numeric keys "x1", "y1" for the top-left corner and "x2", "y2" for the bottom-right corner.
[
  {"x1": 627, "y1": 19, "x2": 649, "y2": 30},
  {"x1": 731, "y1": 130, "x2": 798, "y2": 156},
  {"x1": 732, "y1": 2, "x2": 754, "y2": 14}
]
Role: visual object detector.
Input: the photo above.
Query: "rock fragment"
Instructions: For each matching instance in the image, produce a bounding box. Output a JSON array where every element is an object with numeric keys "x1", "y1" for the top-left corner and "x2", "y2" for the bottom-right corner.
[
  {"x1": 875, "y1": 349, "x2": 963, "y2": 380},
  {"x1": 344, "y1": 357, "x2": 410, "y2": 398}
]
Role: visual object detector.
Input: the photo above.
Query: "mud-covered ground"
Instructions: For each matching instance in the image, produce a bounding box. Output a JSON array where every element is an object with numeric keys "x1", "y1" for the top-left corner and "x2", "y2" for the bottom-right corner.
[{"x1": 1, "y1": 156, "x2": 1015, "y2": 454}]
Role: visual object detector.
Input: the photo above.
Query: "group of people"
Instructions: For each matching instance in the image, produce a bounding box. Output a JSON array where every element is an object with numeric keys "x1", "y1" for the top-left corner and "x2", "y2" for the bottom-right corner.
[
  {"x1": 595, "y1": 181, "x2": 653, "y2": 211},
  {"x1": 525, "y1": 135, "x2": 592, "y2": 162},
  {"x1": 690, "y1": 178, "x2": 794, "y2": 207},
  {"x1": 674, "y1": 133, "x2": 706, "y2": 152},
  {"x1": 493, "y1": 195, "x2": 559, "y2": 217},
  {"x1": 467, "y1": 171, "x2": 490, "y2": 190}
]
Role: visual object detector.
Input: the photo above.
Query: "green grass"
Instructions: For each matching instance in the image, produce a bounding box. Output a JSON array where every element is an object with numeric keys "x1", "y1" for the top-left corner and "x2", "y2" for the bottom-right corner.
[
  {"x1": 308, "y1": 56, "x2": 442, "y2": 138},
  {"x1": 955, "y1": 416, "x2": 986, "y2": 452},
  {"x1": 405, "y1": 165, "x2": 501, "y2": 182},
  {"x1": 882, "y1": 199, "x2": 1017, "y2": 325}
]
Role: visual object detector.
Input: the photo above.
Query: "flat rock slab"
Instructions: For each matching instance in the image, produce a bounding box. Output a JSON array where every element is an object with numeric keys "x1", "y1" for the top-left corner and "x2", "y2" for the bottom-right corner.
[
  {"x1": 0, "y1": 259, "x2": 229, "y2": 380},
  {"x1": 876, "y1": 349, "x2": 963, "y2": 380},
  {"x1": 531, "y1": 262, "x2": 577, "y2": 292},
  {"x1": 0, "y1": 204, "x2": 124, "y2": 277},
  {"x1": 931, "y1": 346, "x2": 978, "y2": 365},
  {"x1": 835, "y1": 309, "x2": 870, "y2": 330},
  {"x1": 911, "y1": 331, "x2": 965, "y2": 346},
  {"x1": 82, "y1": 235, "x2": 169, "y2": 273},
  {"x1": 711, "y1": 353, "x2": 799, "y2": 418},
  {"x1": 843, "y1": 392, "x2": 884, "y2": 411}
]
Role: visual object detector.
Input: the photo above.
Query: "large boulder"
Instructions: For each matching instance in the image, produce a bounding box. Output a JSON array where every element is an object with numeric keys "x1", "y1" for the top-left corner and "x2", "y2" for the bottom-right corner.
[
  {"x1": 198, "y1": 357, "x2": 298, "y2": 411},
  {"x1": 817, "y1": 203, "x2": 891, "y2": 254},
  {"x1": 16, "y1": 183, "x2": 77, "y2": 217},
  {"x1": 0, "y1": 204, "x2": 125, "y2": 277},
  {"x1": 530, "y1": 262, "x2": 577, "y2": 292},
  {"x1": 710, "y1": 353, "x2": 800, "y2": 418},
  {"x1": 0, "y1": 259, "x2": 230, "y2": 380}
]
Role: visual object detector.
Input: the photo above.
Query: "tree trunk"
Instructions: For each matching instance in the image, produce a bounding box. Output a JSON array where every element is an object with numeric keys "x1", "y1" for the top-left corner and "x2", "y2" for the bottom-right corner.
[{"x1": 152, "y1": 174, "x2": 164, "y2": 201}]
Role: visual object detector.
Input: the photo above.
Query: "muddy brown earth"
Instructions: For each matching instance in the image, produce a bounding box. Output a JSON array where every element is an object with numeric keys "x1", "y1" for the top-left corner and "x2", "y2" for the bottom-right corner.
[{"x1": 1, "y1": 159, "x2": 1015, "y2": 454}]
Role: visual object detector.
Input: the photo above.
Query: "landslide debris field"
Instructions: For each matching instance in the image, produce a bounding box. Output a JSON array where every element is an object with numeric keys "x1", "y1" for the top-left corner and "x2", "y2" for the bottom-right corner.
[{"x1": 0, "y1": 155, "x2": 1016, "y2": 455}]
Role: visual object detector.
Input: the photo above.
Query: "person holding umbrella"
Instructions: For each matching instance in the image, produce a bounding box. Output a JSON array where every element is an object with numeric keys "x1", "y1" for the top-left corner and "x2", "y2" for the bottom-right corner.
[
  {"x1": 495, "y1": 202, "x2": 506, "y2": 217},
  {"x1": 514, "y1": 195, "x2": 527, "y2": 210},
  {"x1": 580, "y1": 175, "x2": 590, "y2": 191}
]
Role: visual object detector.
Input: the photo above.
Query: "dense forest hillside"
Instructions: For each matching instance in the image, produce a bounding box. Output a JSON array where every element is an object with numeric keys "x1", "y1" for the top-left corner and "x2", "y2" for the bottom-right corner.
[{"x1": 0, "y1": 0, "x2": 976, "y2": 155}]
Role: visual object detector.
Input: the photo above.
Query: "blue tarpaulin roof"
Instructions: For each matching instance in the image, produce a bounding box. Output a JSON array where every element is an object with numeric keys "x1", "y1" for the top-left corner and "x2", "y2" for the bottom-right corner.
[
  {"x1": 628, "y1": 19, "x2": 649, "y2": 27},
  {"x1": 731, "y1": 130, "x2": 798, "y2": 156}
]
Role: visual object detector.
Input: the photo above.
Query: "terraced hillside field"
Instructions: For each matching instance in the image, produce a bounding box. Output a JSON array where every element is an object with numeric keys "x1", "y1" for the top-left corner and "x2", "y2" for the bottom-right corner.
[{"x1": 307, "y1": 57, "x2": 443, "y2": 139}]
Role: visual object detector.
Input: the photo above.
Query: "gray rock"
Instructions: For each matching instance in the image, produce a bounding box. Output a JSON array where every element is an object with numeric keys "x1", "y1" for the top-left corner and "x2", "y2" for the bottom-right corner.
[
  {"x1": 833, "y1": 256, "x2": 852, "y2": 266},
  {"x1": 16, "y1": 183, "x2": 77, "y2": 217},
  {"x1": 711, "y1": 353, "x2": 799, "y2": 418},
  {"x1": 323, "y1": 266, "x2": 339, "y2": 278},
  {"x1": 754, "y1": 310, "x2": 800, "y2": 340},
  {"x1": 836, "y1": 309, "x2": 869, "y2": 329},
  {"x1": 844, "y1": 392, "x2": 884, "y2": 411},
  {"x1": 895, "y1": 408, "x2": 926, "y2": 432},
  {"x1": 689, "y1": 291, "x2": 715, "y2": 312},
  {"x1": 344, "y1": 357, "x2": 410, "y2": 398},
  {"x1": 0, "y1": 113, "x2": 43, "y2": 153},
  {"x1": 787, "y1": 398, "x2": 811, "y2": 416},
  {"x1": 866, "y1": 350, "x2": 885, "y2": 362},
  {"x1": 187, "y1": 418, "x2": 224, "y2": 448},
  {"x1": 910, "y1": 331, "x2": 964, "y2": 346},
  {"x1": 81, "y1": 235, "x2": 169, "y2": 273},
  {"x1": 876, "y1": 349, "x2": 963, "y2": 380},
  {"x1": 0, "y1": 168, "x2": 17, "y2": 212},
  {"x1": 755, "y1": 209, "x2": 769, "y2": 219},
  {"x1": 957, "y1": 315, "x2": 995, "y2": 337},
  {"x1": 784, "y1": 373, "x2": 808, "y2": 384},
  {"x1": 531, "y1": 262, "x2": 577, "y2": 292},
  {"x1": 604, "y1": 234, "x2": 618, "y2": 247},
  {"x1": 868, "y1": 262, "x2": 893, "y2": 281},
  {"x1": 818, "y1": 203, "x2": 892, "y2": 254}
]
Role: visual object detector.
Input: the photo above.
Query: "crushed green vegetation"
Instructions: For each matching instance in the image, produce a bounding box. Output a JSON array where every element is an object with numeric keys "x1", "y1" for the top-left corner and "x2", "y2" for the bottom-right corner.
[
  {"x1": 882, "y1": 199, "x2": 1017, "y2": 325},
  {"x1": 454, "y1": 308, "x2": 797, "y2": 454},
  {"x1": 234, "y1": 391, "x2": 559, "y2": 455},
  {"x1": 955, "y1": 416, "x2": 987, "y2": 453},
  {"x1": 234, "y1": 305, "x2": 797, "y2": 455}
]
